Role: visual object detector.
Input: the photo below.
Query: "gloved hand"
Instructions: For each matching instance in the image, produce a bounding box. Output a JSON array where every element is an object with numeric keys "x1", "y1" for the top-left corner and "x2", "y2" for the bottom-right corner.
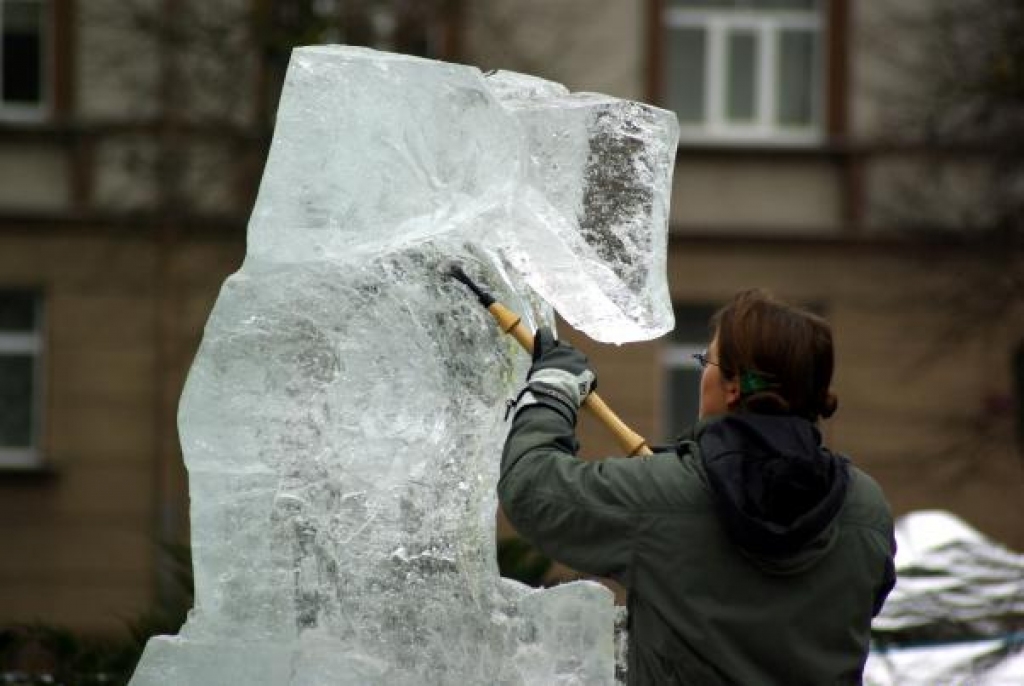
[{"x1": 510, "y1": 327, "x2": 596, "y2": 424}]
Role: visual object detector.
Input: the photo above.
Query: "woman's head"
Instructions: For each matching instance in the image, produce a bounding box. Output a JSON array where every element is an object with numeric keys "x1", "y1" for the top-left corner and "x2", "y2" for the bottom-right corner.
[{"x1": 698, "y1": 289, "x2": 838, "y2": 422}]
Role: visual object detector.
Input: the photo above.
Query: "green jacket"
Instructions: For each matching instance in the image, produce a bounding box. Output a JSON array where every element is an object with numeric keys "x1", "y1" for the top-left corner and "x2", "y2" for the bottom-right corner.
[{"x1": 499, "y1": 406, "x2": 896, "y2": 686}]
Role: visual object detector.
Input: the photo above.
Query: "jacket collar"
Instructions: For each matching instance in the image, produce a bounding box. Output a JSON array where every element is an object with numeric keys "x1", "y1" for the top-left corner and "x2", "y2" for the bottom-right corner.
[{"x1": 694, "y1": 413, "x2": 850, "y2": 565}]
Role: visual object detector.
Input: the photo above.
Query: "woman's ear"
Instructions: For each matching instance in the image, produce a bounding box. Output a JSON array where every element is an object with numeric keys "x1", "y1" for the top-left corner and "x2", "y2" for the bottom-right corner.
[{"x1": 724, "y1": 377, "x2": 742, "y2": 409}]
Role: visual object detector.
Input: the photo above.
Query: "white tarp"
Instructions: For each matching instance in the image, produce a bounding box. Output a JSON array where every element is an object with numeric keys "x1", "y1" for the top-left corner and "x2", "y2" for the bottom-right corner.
[{"x1": 865, "y1": 511, "x2": 1024, "y2": 684}]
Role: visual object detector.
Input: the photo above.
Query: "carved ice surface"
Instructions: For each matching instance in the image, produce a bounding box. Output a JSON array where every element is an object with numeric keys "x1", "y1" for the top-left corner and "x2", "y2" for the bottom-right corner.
[{"x1": 129, "y1": 46, "x2": 677, "y2": 685}]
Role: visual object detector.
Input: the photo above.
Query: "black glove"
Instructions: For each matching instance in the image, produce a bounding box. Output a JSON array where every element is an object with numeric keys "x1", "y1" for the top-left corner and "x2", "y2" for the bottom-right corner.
[{"x1": 510, "y1": 327, "x2": 596, "y2": 424}]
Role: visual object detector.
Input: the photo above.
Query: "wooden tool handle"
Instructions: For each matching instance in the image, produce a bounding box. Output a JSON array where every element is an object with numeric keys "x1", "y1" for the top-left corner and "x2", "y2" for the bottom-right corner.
[
  {"x1": 487, "y1": 302, "x2": 536, "y2": 351},
  {"x1": 487, "y1": 302, "x2": 653, "y2": 457}
]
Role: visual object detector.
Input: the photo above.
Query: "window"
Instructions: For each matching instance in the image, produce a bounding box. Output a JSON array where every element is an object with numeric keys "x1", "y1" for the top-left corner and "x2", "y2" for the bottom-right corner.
[
  {"x1": 662, "y1": 303, "x2": 719, "y2": 441},
  {"x1": 0, "y1": 290, "x2": 44, "y2": 468},
  {"x1": 0, "y1": 0, "x2": 48, "y2": 120},
  {"x1": 662, "y1": 0, "x2": 824, "y2": 144}
]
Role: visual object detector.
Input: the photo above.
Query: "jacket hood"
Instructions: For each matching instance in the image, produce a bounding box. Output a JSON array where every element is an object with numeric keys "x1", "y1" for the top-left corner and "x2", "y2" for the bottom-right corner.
[{"x1": 697, "y1": 413, "x2": 850, "y2": 571}]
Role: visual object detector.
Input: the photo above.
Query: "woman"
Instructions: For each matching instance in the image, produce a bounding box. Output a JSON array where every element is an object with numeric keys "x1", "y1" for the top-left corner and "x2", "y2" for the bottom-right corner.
[{"x1": 499, "y1": 289, "x2": 896, "y2": 685}]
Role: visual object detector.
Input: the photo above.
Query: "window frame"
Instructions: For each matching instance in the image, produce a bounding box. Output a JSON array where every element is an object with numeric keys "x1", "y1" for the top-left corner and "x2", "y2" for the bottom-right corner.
[
  {"x1": 0, "y1": 0, "x2": 51, "y2": 123},
  {"x1": 661, "y1": 1, "x2": 827, "y2": 146},
  {"x1": 0, "y1": 290, "x2": 45, "y2": 469}
]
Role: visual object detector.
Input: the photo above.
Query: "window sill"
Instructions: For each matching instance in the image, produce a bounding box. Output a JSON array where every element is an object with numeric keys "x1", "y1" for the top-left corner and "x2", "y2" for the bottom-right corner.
[
  {"x1": 0, "y1": 105, "x2": 50, "y2": 126},
  {"x1": 676, "y1": 139, "x2": 854, "y2": 160}
]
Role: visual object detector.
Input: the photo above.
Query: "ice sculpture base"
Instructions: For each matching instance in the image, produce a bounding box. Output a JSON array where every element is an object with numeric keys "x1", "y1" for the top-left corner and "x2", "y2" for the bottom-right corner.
[{"x1": 131, "y1": 581, "x2": 616, "y2": 686}]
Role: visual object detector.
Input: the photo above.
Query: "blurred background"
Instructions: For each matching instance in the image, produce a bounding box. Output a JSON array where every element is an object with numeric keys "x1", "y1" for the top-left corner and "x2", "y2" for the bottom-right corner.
[{"x1": 0, "y1": 0, "x2": 1020, "y2": 681}]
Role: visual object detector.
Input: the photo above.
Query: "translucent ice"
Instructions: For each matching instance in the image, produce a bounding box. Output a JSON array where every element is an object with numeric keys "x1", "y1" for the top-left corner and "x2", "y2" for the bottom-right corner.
[{"x1": 129, "y1": 46, "x2": 677, "y2": 685}]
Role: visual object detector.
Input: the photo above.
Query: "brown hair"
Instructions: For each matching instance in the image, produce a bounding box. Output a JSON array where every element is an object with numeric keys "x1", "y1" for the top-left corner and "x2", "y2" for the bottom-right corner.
[{"x1": 711, "y1": 289, "x2": 838, "y2": 421}]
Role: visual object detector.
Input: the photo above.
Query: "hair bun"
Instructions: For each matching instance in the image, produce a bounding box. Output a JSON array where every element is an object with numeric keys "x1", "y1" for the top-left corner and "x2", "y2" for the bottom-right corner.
[
  {"x1": 820, "y1": 392, "x2": 838, "y2": 419},
  {"x1": 739, "y1": 391, "x2": 791, "y2": 415}
]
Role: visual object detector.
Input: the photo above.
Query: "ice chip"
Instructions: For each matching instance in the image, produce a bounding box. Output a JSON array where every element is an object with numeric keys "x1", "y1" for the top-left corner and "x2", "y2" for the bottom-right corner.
[{"x1": 129, "y1": 45, "x2": 677, "y2": 685}]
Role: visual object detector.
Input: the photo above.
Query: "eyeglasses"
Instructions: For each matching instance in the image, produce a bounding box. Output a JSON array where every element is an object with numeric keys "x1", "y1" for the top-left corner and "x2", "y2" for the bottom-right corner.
[{"x1": 692, "y1": 350, "x2": 719, "y2": 370}]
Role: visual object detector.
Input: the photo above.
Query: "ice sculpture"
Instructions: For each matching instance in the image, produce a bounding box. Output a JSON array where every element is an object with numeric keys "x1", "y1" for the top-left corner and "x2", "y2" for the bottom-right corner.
[
  {"x1": 129, "y1": 46, "x2": 677, "y2": 685},
  {"x1": 865, "y1": 511, "x2": 1024, "y2": 685}
]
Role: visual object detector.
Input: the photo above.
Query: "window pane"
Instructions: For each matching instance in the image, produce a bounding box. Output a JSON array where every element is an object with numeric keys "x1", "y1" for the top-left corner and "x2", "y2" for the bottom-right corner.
[
  {"x1": 778, "y1": 29, "x2": 817, "y2": 127},
  {"x1": 726, "y1": 31, "x2": 757, "y2": 122},
  {"x1": 0, "y1": 354, "x2": 34, "y2": 447},
  {"x1": 666, "y1": 367, "x2": 702, "y2": 438},
  {"x1": 2, "y1": 0, "x2": 43, "y2": 104},
  {"x1": 0, "y1": 290, "x2": 36, "y2": 331},
  {"x1": 665, "y1": 27, "x2": 706, "y2": 124}
]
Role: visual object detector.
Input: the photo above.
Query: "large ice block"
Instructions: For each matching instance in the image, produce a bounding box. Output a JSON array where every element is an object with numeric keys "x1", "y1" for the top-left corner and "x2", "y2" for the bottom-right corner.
[{"x1": 129, "y1": 45, "x2": 677, "y2": 685}]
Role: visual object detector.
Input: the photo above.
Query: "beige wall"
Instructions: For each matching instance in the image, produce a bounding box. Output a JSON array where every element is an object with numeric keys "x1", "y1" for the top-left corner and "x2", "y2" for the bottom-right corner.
[
  {"x1": 670, "y1": 157, "x2": 843, "y2": 234},
  {"x1": 847, "y1": 0, "x2": 997, "y2": 232},
  {"x1": 848, "y1": 0, "x2": 936, "y2": 141},
  {"x1": 0, "y1": 231, "x2": 242, "y2": 634},
  {"x1": 0, "y1": 145, "x2": 72, "y2": 212},
  {"x1": 75, "y1": 0, "x2": 162, "y2": 122},
  {"x1": 75, "y1": 0, "x2": 260, "y2": 126}
]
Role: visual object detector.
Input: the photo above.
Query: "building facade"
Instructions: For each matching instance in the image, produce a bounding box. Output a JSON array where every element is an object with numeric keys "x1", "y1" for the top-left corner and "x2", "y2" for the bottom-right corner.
[{"x1": 0, "y1": 0, "x2": 1020, "y2": 635}]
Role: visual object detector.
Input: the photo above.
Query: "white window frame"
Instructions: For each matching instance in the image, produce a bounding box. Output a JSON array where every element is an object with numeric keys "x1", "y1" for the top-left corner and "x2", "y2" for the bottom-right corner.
[
  {"x1": 0, "y1": 0, "x2": 50, "y2": 122},
  {"x1": 0, "y1": 293, "x2": 44, "y2": 469},
  {"x1": 664, "y1": 2, "x2": 825, "y2": 146}
]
